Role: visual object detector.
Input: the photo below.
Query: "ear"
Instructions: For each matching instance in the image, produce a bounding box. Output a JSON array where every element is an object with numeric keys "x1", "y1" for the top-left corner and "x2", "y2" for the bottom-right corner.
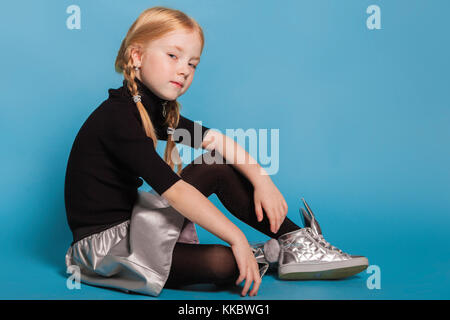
[{"x1": 130, "y1": 46, "x2": 143, "y2": 67}]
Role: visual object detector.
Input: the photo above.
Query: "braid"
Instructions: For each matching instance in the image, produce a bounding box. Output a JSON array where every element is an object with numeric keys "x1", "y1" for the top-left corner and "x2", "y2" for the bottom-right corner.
[
  {"x1": 122, "y1": 57, "x2": 183, "y2": 176},
  {"x1": 113, "y1": 6, "x2": 206, "y2": 178},
  {"x1": 164, "y1": 101, "x2": 183, "y2": 175},
  {"x1": 122, "y1": 58, "x2": 158, "y2": 149}
]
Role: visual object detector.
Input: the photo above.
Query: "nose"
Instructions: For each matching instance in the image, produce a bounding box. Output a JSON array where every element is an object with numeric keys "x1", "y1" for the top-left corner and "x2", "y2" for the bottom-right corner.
[{"x1": 177, "y1": 62, "x2": 190, "y2": 77}]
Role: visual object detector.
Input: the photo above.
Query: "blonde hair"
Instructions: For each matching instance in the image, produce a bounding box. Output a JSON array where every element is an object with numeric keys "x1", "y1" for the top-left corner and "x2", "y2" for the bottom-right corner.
[{"x1": 115, "y1": 6, "x2": 204, "y2": 175}]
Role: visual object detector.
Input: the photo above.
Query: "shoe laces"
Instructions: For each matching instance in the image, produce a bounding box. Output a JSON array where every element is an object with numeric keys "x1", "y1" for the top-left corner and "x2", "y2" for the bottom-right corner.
[{"x1": 307, "y1": 229, "x2": 344, "y2": 254}]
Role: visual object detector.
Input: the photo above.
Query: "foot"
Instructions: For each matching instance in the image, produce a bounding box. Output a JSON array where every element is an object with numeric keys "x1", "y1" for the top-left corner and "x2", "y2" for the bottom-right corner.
[{"x1": 277, "y1": 198, "x2": 369, "y2": 280}]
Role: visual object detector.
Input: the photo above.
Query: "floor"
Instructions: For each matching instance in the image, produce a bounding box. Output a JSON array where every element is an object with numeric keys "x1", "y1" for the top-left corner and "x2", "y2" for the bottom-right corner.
[{"x1": 2, "y1": 234, "x2": 448, "y2": 300}]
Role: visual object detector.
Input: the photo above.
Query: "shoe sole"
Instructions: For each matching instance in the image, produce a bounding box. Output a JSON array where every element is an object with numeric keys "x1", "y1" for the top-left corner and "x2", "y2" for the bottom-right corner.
[{"x1": 278, "y1": 257, "x2": 369, "y2": 280}]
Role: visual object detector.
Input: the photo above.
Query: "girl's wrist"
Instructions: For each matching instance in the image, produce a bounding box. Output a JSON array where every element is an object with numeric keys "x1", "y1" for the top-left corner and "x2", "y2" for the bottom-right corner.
[
  {"x1": 251, "y1": 171, "x2": 273, "y2": 188},
  {"x1": 228, "y1": 228, "x2": 248, "y2": 247}
]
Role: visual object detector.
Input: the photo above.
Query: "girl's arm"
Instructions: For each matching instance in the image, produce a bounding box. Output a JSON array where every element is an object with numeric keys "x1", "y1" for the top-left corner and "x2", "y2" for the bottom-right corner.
[
  {"x1": 162, "y1": 179, "x2": 246, "y2": 246},
  {"x1": 162, "y1": 179, "x2": 262, "y2": 296}
]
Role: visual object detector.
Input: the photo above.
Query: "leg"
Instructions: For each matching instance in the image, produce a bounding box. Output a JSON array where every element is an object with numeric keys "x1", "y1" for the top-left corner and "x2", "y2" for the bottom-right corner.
[
  {"x1": 180, "y1": 150, "x2": 301, "y2": 239},
  {"x1": 164, "y1": 242, "x2": 239, "y2": 288}
]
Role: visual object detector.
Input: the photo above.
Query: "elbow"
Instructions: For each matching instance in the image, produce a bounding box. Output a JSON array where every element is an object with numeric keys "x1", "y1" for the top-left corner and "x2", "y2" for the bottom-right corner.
[
  {"x1": 201, "y1": 129, "x2": 220, "y2": 151},
  {"x1": 161, "y1": 179, "x2": 187, "y2": 204}
]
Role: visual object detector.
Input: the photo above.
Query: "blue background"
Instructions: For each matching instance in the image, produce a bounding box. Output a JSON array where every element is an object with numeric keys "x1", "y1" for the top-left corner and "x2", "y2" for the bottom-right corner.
[{"x1": 0, "y1": 0, "x2": 448, "y2": 299}]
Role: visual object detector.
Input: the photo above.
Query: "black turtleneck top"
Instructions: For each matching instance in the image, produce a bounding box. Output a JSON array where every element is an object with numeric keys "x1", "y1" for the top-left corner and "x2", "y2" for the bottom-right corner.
[{"x1": 64, "y1": 78, "x2": 210, "y2": 245}]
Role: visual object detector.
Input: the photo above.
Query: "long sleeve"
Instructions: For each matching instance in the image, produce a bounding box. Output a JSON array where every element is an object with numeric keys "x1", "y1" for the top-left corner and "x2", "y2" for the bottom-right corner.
[
  {"x1": 100, "y1": 105, "x2": 182, "y2": 196},
  {"x1": 66, "y1": 82, "x2": 213, "y2": 244}
]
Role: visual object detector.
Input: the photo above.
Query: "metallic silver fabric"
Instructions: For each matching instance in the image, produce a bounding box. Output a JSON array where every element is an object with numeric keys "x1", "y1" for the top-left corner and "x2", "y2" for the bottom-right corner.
[
  {"x1": 65, "y1": 189, "x2": 270, "y2": 296},
  {"x1": 278, "y1": 227, "x2": 352, "y2": 265},
  {"x1": 300, "y1": 197, "x2": 322, "y2": 235},
  {"x1": 277, "y1": 197, "x2": 369, "y2": 278},
  {"x1": 65, "y1": 189, "x2": 199, "y2": 297}
]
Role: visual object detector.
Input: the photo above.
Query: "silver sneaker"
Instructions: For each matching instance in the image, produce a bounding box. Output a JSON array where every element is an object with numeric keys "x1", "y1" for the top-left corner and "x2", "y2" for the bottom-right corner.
[{"x1": 277, "y1": 198, "x2": 369, "y2": 280}]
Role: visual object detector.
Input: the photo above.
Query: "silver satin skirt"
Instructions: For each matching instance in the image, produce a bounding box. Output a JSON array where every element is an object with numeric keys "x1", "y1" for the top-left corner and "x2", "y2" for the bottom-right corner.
[{"x1": 65, "y1": 189, "x2": 200, "y2": 297}]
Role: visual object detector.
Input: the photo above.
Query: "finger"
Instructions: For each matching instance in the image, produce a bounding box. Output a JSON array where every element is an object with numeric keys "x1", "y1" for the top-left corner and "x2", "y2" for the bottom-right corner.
[
  {"x1": 270, "y1": 207, "x2": 281, "y2": 234},
  {"x1": 279, "y1": 204, "x2": 286, "y2": 221},
  {"x1": 283, "y1": 201, "x2": 288, "y2": 214},
  {"x1": 276, "y1": 209, "x2": 281, "y2": 233},
  {"x1": 251, "y1": 272, "x2": 261, "y2": 296},
  {"x1": 236, "y1": 272, "x2": 245, "y2": 286},
  {"x1": 277, "y1": 206, "x2": 285, "y2": 233},
  {"x1": 250, "y1": 265, "x2": 261, "y2": 296},
  {"x1": 267, "y1": 208, "x2": 277, "y2": 233},
  {"x1": 255, "y1": 201, "x2": 263, "y2": 222},
  {"x1": 283, "y1": 205, "x2": 288, "y2": 219},
  {"x1": 272, "y1": 208, "x2": 280, "y2": 233},
  {"x1": 273, "y1": 216, "x2": 279, "y2": 234},
  {"x1": 241, "y1": 267, "x2": 253, "y2": 296},
  {"x1": 235, "y1": 263, "x2": 247, "y2": 285}
]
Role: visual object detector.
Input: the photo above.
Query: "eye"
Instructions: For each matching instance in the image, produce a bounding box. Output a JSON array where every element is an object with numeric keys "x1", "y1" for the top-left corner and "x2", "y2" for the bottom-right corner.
[
  {"x1": 168, "y1": 53, "x2": 177, "y2": 59},
  {"x1": 189, "y1": 63, "x2": 197, "y2": 69}
]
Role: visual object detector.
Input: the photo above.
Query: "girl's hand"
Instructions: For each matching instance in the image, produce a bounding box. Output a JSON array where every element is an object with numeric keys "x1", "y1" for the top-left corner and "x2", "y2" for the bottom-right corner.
[
  {"x1": 253, "y1": 179, "x2": 288, "y2": 234},
  {"x1": 230, "y1": 240, "x2": 261, "y2": 297}
]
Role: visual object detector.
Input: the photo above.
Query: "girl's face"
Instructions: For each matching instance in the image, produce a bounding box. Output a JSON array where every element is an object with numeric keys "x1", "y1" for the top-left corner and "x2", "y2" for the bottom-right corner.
[{"x1": 131, "y1": 29, "x2": 202, "y2": 101}]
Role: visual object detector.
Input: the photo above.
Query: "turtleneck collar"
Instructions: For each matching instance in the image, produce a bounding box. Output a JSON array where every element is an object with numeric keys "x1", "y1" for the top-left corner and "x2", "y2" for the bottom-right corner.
[{"x1": 122, "y1": 77, "x2": 169, "y2": 115}]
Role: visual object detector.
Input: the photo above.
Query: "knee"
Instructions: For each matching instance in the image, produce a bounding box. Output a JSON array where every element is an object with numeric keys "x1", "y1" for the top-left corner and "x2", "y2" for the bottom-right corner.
[
  {"x1": 183, "y1": 150, "x2": 231, "y2": 173},
  {"x1": 191, "y1": 152, "x2": 234, "y2": 178},
  {"x1": 206, "y1": 163, "x2": 234, "y2": 181}
]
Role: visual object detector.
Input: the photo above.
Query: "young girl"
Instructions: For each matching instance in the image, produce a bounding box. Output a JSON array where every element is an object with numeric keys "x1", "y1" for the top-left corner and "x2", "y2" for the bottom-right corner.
[{"x1": 64, "y1": 6, "x2": 368, "y2": 298}]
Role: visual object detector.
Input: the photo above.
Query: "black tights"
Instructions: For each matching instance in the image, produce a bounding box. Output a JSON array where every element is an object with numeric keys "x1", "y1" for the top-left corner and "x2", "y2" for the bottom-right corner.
[{"x1": 164, "y1": 150, "x2": 301, "y2": 288}]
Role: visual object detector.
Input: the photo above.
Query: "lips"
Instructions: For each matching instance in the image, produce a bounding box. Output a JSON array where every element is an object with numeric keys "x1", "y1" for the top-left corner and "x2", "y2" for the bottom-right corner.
[{"x1": 170, "y1": 81, "x2": 183, "y2": 88}]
